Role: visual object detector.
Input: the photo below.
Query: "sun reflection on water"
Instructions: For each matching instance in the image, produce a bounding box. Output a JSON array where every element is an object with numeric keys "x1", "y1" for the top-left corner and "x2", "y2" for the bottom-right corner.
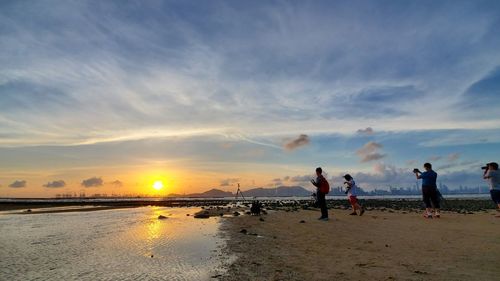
[{"x1": 147, "y1": 207, "x2": 163, "y2": 240}]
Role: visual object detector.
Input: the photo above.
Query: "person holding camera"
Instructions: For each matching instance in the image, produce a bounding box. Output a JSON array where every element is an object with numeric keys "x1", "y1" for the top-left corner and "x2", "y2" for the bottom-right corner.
[
  {"x1": 483, "y1": 162, "x2": 500, "y2": 211},
  {"x1": 343, "y1": 174, "x2": 365, "y2": 216},
  {"x1": 311, "y1": 167, "x2": 329, "y2": 221},
  {"x1": 414, "y1": 163, "x2": 440, "y2": 218}
]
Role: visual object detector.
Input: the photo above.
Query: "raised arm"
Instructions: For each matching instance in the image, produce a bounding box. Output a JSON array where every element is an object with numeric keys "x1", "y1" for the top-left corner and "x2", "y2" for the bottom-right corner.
[
  {"x1": 310, "y1": 179, "x2": 319, "y2": 187},
  {"x1": 483, "y1": 169, "x2": 490, "y2": 179}
]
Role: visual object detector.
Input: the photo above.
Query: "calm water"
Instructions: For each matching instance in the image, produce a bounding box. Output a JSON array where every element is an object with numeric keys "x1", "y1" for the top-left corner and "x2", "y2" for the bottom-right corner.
[{"x1": 0, "y1": 207, "x2": 229, "y2": 281}]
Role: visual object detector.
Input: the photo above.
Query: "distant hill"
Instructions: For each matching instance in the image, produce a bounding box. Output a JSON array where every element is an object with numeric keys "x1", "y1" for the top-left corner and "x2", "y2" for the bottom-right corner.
[
  {"x1": 243, "y1": 186, "x2": 312, "y2": 197},
  {"x1": 167, "y1": 188, "x2": 233, "y2": 198},
  {"x1": 166, "y1": 186, "x2": 312, "y2": 198}
]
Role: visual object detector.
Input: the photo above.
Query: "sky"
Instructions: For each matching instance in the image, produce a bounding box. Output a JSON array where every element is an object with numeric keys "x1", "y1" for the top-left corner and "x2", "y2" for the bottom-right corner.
[{"x1": 1, "y1": 0, "x2": 500, "y2": 197}]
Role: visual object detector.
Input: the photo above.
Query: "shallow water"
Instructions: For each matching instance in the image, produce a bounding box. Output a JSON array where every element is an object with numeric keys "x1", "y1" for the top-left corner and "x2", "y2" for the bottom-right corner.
[{"x1": 0, "y1": 207, "x2": 228, "y2": 281}]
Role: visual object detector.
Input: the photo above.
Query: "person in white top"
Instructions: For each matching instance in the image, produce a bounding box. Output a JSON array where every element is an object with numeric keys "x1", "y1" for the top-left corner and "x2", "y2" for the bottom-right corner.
[
  {"x1": 483, "y1": 162, "x2": 500, "y2": 211},
  {"x1": 343, "y1": 174, "x2": 365, "y2": 216}
]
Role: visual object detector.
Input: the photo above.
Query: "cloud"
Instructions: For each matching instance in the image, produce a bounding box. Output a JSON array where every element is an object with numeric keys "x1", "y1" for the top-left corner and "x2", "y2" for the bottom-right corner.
[
  {"x1": 43, "y1": 180, "x2": 66, "y2": 188},
  {"x1": 284, "y1": 134, "x2": 310, "y2": 151},
  {"x1": 461, "y1": 66, "x2": 500, "y2": 113},
  {"x1": 406, "y1": 159, "x2": 418, "y2": 166},
  {"x1": 9, "y1": 180, "x2": 27, "y2": 188},
  {"x1": 269, "y1": 178, "x2": 283, "y2": 186},
  {"x1": 436, "y1": 160, "x2": 480, "y2": 171},
  {"x1": 339, "y1": 163, "x2": 416, "y2": 188},
  {"x1": 81, "y1": 177, "x2": 103, "y2": 188},
  {"x1": 220, "y1": 178, "x2": 239, "y2": 187},
  {"x1": 356, "y1": 141, "x2": 386, "y2": 162},
  {"x1": 109, "y1": 180, "x2": 123, "y2": 187},
  {"x1": 447, "y1": 153, "x2": 460, "y2": 162},
  {"x1": 0, "y1": 1, "x2": 498, "y2": 149},
  {"x1": 343, "y1": 163, "x2": 484, "y2": 189},
  {"x1": 428, "y1": 155, "x2": 442, "y2": 162},
  {"x1": 289, "y1": 174, "x2": 315, "y2": 183},
  {"x1": 356, "y1": 127, "x2": 374, "y2": 135}
]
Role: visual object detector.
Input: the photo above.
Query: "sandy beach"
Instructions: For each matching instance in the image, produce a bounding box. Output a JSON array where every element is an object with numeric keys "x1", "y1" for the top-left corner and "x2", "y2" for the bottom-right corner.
[{"x1": 220, "y1": 208, "x2": 500, "y2": 281}]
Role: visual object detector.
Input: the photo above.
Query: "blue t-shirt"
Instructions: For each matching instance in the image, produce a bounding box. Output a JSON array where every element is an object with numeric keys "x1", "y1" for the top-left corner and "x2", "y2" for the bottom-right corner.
[{"x1": 420, "y1": 170, "x2": 437, "y2": 187}]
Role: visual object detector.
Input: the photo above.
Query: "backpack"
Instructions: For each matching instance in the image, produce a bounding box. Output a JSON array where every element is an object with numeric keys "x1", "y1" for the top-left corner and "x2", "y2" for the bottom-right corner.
[{"x1": 319, "y1": 176, "x2": 330, "y2": 194}]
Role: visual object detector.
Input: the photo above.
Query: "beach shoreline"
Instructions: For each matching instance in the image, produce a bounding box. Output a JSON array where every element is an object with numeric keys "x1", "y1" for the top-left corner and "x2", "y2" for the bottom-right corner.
[
  {"x1": 219, "y1": 208, "x2": 500, "y2": 281},
  {"x1": 1, "y1": 198, "x2": 497, "y2": 214}
]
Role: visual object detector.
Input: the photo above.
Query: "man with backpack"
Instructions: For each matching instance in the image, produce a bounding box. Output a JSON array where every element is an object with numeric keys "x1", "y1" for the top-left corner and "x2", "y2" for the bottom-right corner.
[{"x1": 311, "y1": 167, "x2": 330, "y2": 221}]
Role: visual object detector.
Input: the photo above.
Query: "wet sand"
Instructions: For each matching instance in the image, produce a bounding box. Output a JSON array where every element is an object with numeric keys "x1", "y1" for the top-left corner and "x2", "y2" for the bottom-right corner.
[
  {"x1": 220, "y1": 209, "x2": 500, "y2": 281},
  {"x1": 0, "y1": 207, "x2": 229, "y2": 281}
]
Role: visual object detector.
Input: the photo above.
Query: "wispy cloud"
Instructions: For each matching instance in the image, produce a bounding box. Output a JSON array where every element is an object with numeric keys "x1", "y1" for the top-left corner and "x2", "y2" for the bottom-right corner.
[{"x1": 0, "y1": 1, "x2": 498, "y2": 148}]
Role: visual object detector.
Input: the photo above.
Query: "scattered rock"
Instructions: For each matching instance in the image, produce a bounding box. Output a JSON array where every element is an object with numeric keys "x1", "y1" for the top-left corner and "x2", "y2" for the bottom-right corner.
[
  {"x1": 414, "y1": 270, "x2": 428, "y2": 275},
  {"x1": 194, "y1": 211, "x2": 210, "y2": 219},
  {"x1": 150, "y1": 255, "x2": 154, "y2": 258},
  {"x1": 233, "y1": 211, "x2": 241, "y2": 216},
  {"x1": 385, "y1": 244, "x2": 389, "y2": 247},
  {"x1": 26, "y1": 209, "x2": 32, "y2": 213},
  {"x1": 240, "y1": 229, "x2": 248, "y2": 234},
  {"x1": 259, "y1": 217, "x2": 265, "y2": 222},
  {"x1": 299, "y1": 220, "x2": 306, "y2": 223},
  {"x1": 186, "y1": 214, "x2": 190, "y2": 216},
  {"x1": 158, "y1": 215, "x2": 167, "y2": 219}
]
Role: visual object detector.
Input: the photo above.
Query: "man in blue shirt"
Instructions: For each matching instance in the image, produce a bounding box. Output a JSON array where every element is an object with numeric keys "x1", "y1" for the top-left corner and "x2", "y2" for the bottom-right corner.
[{"x1": 414, "y1": 163, "x2": 440, "y2": 218}]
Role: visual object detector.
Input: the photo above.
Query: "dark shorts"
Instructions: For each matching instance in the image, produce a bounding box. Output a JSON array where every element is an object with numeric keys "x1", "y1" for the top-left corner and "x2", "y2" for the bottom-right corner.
[
  {"x1": 490, "y1": 190, "x2": 500, "y2": 204},
  {"x1": 422, "y1": 185, "x2": 440, "y2": 208}
]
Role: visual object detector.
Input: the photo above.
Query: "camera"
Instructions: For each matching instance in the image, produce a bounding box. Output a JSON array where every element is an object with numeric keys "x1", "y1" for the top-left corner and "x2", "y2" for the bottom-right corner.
[
  {"x1": 481, "y1": 166, "x2": 489, "y2": 170},
  {"x1": 413, "y1": 168, "x2": 420, "y2": 173},
  {"x1": 343, "y1": 181, "x2": 351, "y2": 194}
]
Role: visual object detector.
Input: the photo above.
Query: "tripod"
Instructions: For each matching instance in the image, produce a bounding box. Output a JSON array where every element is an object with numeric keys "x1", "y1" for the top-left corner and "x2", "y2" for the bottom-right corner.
[{"x1": 235, "y1": 183, "x2": 246, "y2": 201}]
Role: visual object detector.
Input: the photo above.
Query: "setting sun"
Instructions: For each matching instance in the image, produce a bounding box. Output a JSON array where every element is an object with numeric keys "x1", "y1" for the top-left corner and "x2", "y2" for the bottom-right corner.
[{"x1": 152, "y1": 181, "x2": 164, "y2": 191}]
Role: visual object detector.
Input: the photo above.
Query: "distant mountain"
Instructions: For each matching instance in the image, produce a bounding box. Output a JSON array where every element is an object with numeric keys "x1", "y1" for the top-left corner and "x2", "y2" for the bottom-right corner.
[
  {"x1": 167, "y1": 188, "x2": 233, "y2": 198},
  {"x1": 242, "y1": 186, "x2": 312, "y2": 197},
  {"x1": 166, "y1": 186, "x2": 312, "y2": 198}
]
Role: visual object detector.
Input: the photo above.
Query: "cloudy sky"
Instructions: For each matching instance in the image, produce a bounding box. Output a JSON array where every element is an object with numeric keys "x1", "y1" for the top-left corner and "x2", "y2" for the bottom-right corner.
[{"x1": 1, "y1": 0, "x2": 499, "y2": 197}]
